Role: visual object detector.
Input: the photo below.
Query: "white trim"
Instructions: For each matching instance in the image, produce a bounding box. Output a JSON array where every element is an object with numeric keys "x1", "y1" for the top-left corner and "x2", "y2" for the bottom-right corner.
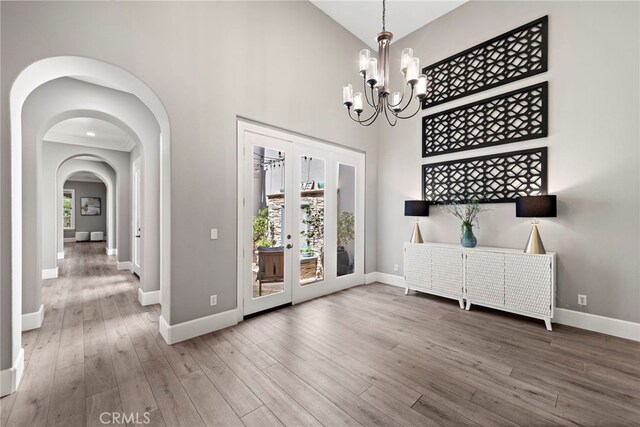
[
  {"x1": 116, "y1": 261, "x2": 132, "y2": 271},
  {"x1": 138, "y1": 288, "x2": 160, "y2": 306},
  {"x1": 159, "y1": 309, "x2": 237, "y2": 345},
  {"x1": 106, "y1": 247, "x2": 117, "y2": 256},
  {"x1": 372, "y1": 271, "x2": 640, "y2": 342},
  {"x1": 0, "y1": 348, "x2": 24, "y2": 397},
  {"x1": 64, "y1": 237, "x2": 76, "y2": 243},
  {"x1": 42, "y1": 267, "x2": 58, "y2": 280},
  {"x1": 57, "y1": 251, "x2": 64, "y2": 260},
  {"x1": 554, "y1": 308, "x2": 640, "y2": 342},
  {"x1": 364, "y1": 272, "x2": 379, "y2": 284},
  {"x1": 372, "y1": 272, "x2": 405, "y2": 288},
  {"x1": 22, "y1": 304, "x2": 44, "y2": 331}
]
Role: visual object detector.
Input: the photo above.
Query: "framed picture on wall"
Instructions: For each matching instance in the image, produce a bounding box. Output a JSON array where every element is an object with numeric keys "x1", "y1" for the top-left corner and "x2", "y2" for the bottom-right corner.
[{"x1": 80, "y1": 197, "x2": 101, "y2": 216}]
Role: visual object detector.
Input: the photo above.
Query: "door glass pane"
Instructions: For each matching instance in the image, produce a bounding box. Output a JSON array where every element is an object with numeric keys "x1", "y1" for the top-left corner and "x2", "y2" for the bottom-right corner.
[
  {"x1": 252, "y1": 146, "x2": 286, "y2": 298},
  {"x1": 337, "y1": 163, "x2": 356, "y2": 277},
  {"x1": 300, "y1": 156, "x2": 324, "y2": 285}
]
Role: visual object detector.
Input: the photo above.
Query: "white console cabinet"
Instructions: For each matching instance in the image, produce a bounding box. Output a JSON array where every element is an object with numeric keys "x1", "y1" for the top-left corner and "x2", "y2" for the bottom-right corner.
[{"x1": 404, "y1": 243, "x2": 556, "y2": 330}]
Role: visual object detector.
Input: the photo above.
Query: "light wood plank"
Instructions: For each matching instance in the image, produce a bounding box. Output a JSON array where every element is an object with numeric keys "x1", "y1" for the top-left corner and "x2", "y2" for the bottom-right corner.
[{"x1": 179, "y1": 370, "x2": 244, "y2": 427}]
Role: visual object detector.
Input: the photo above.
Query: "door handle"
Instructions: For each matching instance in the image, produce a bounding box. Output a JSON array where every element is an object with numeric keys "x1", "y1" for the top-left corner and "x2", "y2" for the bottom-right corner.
[
  {"x1": 286, "y1": 244, "x2": 293, "y2": 249},
  {"x1": 135, "y1": 235, "x2": 141, "y2": 238}
]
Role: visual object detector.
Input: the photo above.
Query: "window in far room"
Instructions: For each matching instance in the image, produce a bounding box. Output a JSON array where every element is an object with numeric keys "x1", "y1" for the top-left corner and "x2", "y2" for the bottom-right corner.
[{"x1": 63, "y1": 189, "x2": 75, "y2": 229}]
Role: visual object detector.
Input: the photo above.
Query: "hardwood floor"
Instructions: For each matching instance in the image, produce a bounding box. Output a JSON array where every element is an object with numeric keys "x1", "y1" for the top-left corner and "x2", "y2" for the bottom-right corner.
[{"x1": 2, "y1": 242, "x2": 639, "y2": 426}]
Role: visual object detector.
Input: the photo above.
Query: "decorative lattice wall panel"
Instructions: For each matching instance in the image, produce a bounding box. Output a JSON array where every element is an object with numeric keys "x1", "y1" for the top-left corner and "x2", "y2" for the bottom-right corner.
[
  {"x1": 422, "y1": 147, "x2": 547, "y2": 204},
  {"x1": 422, "y1": 82, "x2": 548, "y2": 157},
  {"x1": 421, "y1": 16, "x2": 548, "y2": 109}
]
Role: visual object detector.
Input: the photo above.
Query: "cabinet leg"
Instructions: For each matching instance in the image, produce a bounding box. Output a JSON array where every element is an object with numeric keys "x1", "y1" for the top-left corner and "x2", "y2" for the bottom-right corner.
[
  {"x1": 544, "y1": 318, "x2": 552, "y2": 331},
  {"x1": 465, "y1": 300, "x2": 471, "y2": 311},
  {"x1": 458, "y1": 299, "x2": 465, "y2": 310},
  {"x1": 404, "y1": 287, "x2": 409, "y2": 295}
]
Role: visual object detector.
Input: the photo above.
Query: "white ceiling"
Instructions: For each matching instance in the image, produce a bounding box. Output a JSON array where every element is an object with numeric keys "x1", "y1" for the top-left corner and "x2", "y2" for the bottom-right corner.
[
  {"x1": 311, "y1": 0, "x2": 466, "y2": 49},
  {"x1": 44, "y1": 117, "x2": 135, "y2": 152}
]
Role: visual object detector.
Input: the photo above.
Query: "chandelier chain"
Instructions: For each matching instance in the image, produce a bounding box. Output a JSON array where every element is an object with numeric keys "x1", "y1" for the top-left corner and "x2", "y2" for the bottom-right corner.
[{"x1": 382, "y1": 0, "x2": 386, "y2": 32}]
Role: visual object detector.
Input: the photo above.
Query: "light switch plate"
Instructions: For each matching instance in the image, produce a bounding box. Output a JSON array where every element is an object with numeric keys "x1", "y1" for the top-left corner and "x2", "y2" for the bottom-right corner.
[{"x1": 210, "y1": 228, "x2": 218, "y2": 240}]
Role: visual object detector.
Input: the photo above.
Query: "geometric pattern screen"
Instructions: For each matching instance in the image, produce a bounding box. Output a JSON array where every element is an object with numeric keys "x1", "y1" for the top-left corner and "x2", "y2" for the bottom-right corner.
[
  {"x1": 422, "y1": 16, "x2": 548, "y2": 109},
  {"x1": 422, "y1": 148, "x2": 547, "y2": 204},
  {"x1": 422, "y1": 82, "x2": 548, "y2": 157}
]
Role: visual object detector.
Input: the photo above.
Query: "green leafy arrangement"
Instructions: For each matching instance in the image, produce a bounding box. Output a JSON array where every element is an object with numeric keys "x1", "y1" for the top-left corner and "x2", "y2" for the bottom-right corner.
[
  {"x1": 301, "y1": 204, "x2": 324, "y2": 250},
  {"x1": 443, "y1": 199, "x2": 492, "y2": 228},
  {"x1": 337, "y1": 211, "x2": 355, "y2": 247},
  {"x1": 253, "y1": 207, "x2": 275, "y2": 248}
]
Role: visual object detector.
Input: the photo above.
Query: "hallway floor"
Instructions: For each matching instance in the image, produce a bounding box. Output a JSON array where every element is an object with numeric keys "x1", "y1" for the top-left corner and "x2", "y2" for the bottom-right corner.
[{"x1": 1, "y1": 242, "x2": 639, "y2": 426}]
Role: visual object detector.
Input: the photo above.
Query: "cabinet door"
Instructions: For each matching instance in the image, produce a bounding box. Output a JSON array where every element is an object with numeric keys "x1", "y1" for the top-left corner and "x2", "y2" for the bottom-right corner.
[
  {"x1": 505, "y1": 254, "x2": 552, "y2": 316},
  {"x1": 465, "y1": 251, "x2": 505, "y2": 306},
  {"x1": 431, "y1": 247, "x2": 463, "y2": 297},
  {"x1": 404, "y1": 244, "x2": 431, "y2": 290}
]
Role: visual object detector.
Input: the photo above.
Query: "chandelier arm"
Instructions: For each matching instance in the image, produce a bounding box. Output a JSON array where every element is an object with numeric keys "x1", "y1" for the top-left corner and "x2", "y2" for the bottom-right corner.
[
  {"x1": 363, "y1": 77, "x2": 377, "y2": 109},
  {"x1": 395, "y1": 85, "x2": 416, "y2": 113},
  {"x1": 391, "y1": 98, "x2": 422, "y2": 120},
  {"x1": 383, "y1": 99, "x2": 398, "y2": 126},
  {"x1": 388, "y1": 83, "x2": 409, "y2": 108},
  {"x1": 348, "y1": 104, "x2": 379, "y2": 124},
  {"x1": 357, "y1": 104, "x2": 382, "y2": 126},
  {"x1": 370, "y1": 84, "x2": 380, "y2": 109}
]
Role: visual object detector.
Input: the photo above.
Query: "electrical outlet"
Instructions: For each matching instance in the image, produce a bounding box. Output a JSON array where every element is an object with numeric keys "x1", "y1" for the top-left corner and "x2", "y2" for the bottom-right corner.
[
  {"x1": 210, "y1": 295, "x2": 217, "y2": 306},
  {"x1": 210, "y1": 228, "x2": 218, "y2": 240},
  {"x1": 393, "y1": 264, "x2": 399, "y2": 272},
  {"x1": 578, "y1": 294, "x2": 587, "y2": 306}
]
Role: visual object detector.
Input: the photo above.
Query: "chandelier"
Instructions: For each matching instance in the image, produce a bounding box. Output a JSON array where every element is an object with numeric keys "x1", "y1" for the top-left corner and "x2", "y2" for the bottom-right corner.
[{"x1": 342, "y1": 0, "x2": 427, "y2": 126}]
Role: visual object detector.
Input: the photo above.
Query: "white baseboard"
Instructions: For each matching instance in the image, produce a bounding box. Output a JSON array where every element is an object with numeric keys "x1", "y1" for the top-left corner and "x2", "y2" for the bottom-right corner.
[
  {"x1": 370, "y1": 272, "x2": 404, "y2": 287},
  {"x1": 159, "y1": 309, "x2": 238, "y2": 345},
  {"x1": 116, "y1": 261, "x2": 132, "y2": 271},
  {"x1": 22, "y1": 304, "x2": 44, "y2": 331},
  {"x1": 370, "y1": 271, "x2": 640, "y2": 342},
  {"x1": 106, "y1": 248, "x2": 117, "y2": 256},
  {"x1": 63, "y1": 237, "x2": 76, "y2": 243},
  {"x1": 554, "y1": 308, "x2": 640, "y2": 342},
  {"x1": 42, "y1": 267, "x2": 58, "y2": 280},
  {"x1": 57, "y1": 251, "x2": 64, "y2": 260},
  {"x1": 138, "y1": 288, "x2": 160, "y2": 306},
  {"x1": 0, "y1": 348, "x2": 24, "y2": 397},
  {"x1": 364, "y1": 272, "x2": 378, "y2": 284}
]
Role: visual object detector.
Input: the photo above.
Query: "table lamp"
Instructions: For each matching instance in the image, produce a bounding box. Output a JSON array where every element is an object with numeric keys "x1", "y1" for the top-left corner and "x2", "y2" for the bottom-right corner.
[
  {"x1": 405, "y1": 200, "x2": 430, "y2": 243},
  {"x1": 516, "y1": 195, "x2": 557, "y2": 254}
]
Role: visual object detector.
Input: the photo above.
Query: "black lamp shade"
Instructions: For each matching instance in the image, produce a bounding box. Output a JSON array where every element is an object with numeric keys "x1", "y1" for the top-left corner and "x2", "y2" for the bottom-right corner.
[
  {"x1": 516, "y1": 195, "x2": 557, "y2": 218},
  {"x1": 405, "y1": 200, "x2": 430, "y2": 217}
]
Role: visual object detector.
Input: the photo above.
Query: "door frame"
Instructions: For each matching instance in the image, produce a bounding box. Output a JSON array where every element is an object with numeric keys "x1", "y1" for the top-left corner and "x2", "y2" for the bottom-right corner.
[
  {"x1": 132, "y1": 157, "x2": 142, "y2": 276},
  {"x1": 236, "y1": 119, "x2": 365, "y2": 321}
]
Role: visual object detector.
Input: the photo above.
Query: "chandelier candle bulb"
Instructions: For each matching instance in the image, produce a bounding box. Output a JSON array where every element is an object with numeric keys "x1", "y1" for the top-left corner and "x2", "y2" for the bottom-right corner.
[
  {"x1": 359, "y1": 49, "x2": 370, "y2": 75},
  {"x1": 400, "y1": 48, "x2": 413, "y2": 74},
  {"x1": 366, "y1": 58, "x2": 378, "y2": 86},
  {"x1": 416, "y1": 75, "x2": 428, "y2": 99},
  {"x1": 343, "y1": 84, "x2": 353, "y2": 106},
  {"x1": 391, "y1": 91, "x2": 402, "y2": 111},
  {"x1": 353, "y1": 92, "x2": 364, "y2": 113},
  {"x1": 406, "y1": 57, "x2": 420, "y2": 86}
]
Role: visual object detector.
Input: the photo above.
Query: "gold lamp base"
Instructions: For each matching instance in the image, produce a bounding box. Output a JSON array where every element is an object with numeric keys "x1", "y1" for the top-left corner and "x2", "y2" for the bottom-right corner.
[
  {"x1": 410, "y1": 220, "x2": 424, "y2": 244},
  {"x1": 524, "y1": 223, "x2": 546, "y2": 254}
]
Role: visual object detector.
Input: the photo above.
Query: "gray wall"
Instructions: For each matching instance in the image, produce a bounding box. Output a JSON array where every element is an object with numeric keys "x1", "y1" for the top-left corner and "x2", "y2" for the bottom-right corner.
[
  {"x1": 0, "y1": 0, "x2": 379, "y2": 352},
  {"x1": 63, "y1": 180, "x2": 107, "y2": 237},
  {"x1": 377, "y1": 1, "x2": 640, "y2": 322}
]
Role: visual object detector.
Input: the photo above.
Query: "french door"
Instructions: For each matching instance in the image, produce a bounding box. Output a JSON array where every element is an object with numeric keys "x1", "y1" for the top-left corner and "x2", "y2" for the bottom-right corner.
[{"x1": 238, "y1": 121, "x2": 365, "y2": 316}]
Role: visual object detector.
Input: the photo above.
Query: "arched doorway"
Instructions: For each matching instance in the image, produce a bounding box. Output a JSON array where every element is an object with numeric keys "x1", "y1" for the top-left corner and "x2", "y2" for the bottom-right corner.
[{"x1": 5, "y1": 56, "x2": 171, "y2": 396}]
